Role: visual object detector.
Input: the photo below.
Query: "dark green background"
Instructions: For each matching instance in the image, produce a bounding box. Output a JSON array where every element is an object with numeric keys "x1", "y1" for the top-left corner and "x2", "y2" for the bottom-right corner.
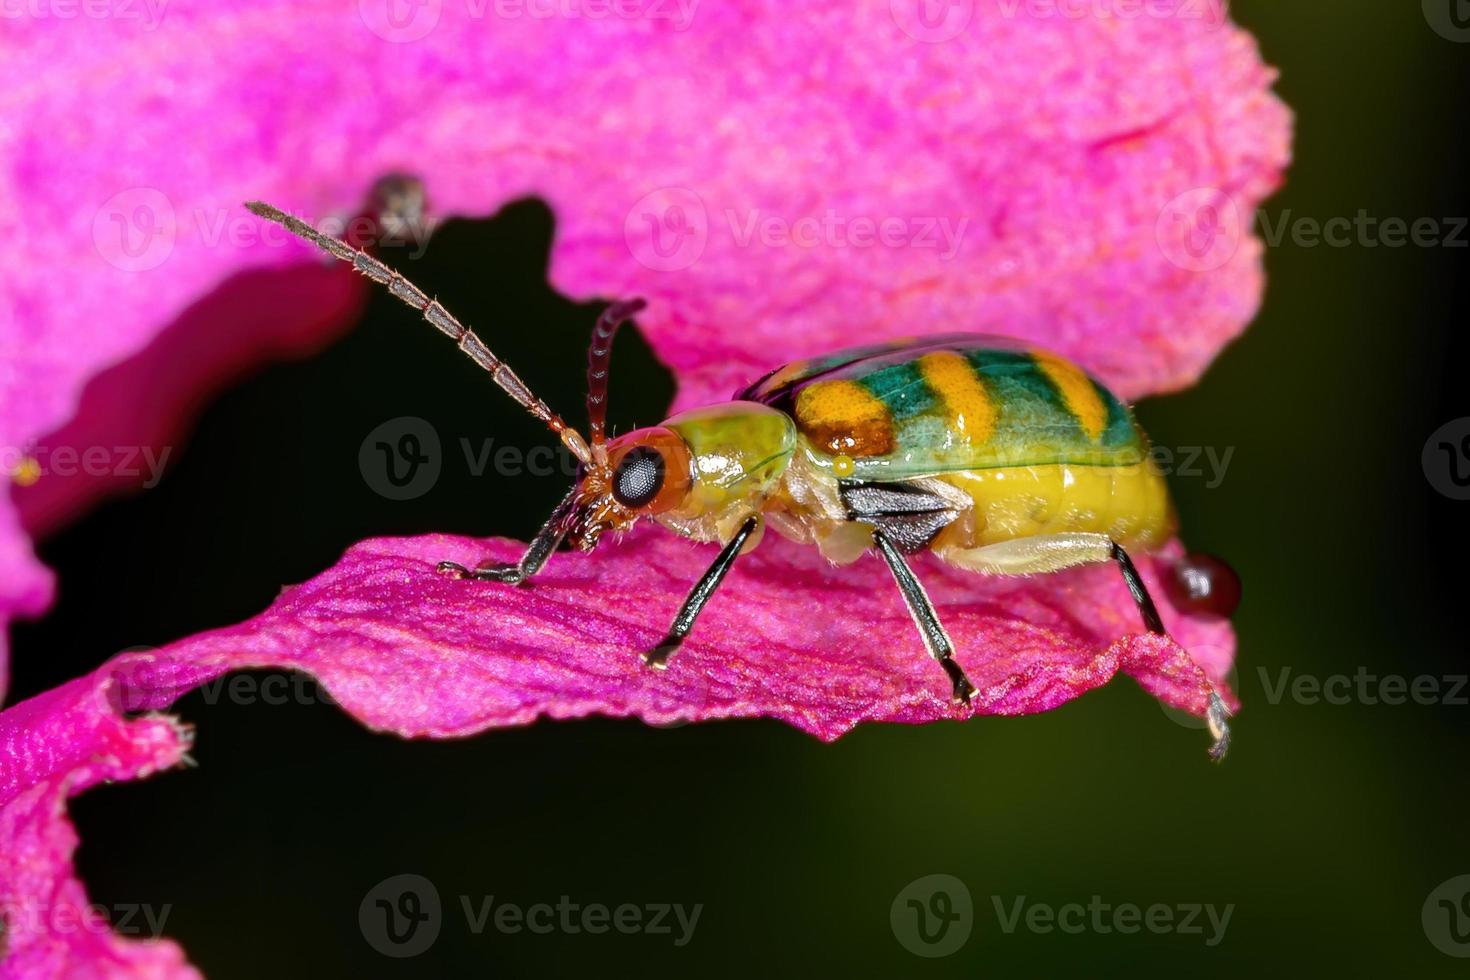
[{"x1": 9, "y1": 2, "x2": 1470, "y2": 975}]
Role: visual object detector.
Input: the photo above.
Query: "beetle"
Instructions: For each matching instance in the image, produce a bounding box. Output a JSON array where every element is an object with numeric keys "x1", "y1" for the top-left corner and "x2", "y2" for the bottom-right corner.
[{"x1": 246, "y1": 200, "x2": 1239, "y2": 758}]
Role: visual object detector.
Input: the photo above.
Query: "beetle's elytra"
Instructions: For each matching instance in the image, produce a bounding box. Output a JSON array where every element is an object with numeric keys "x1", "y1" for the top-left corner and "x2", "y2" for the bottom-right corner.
[{"x1": 246, "y1": 200, "x2": 1238, "y2": 759}]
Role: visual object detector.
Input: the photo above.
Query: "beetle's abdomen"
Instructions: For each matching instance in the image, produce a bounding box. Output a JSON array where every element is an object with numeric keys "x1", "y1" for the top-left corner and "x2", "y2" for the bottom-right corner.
[{"x1": 933, "y1": 461, "x2": 1174, "y2": 550}]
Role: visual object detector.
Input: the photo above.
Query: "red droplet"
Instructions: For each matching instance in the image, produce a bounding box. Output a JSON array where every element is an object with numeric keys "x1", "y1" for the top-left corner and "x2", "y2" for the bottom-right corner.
[{"x1": 1166, "y1": 553, "x2": 1242, "y2": 618}]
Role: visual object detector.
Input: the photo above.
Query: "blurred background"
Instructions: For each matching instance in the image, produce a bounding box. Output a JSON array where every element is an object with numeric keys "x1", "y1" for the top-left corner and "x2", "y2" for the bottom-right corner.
[{"x1": 7, "y1": 0, "x2": 1470, "y2": 975}]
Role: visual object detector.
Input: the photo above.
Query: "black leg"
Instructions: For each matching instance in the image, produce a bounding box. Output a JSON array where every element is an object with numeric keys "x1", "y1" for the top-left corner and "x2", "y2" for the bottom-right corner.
[
  {"x1": 437, "y1": 484, "x2": 579, "y2": 586},
  {"x1": 1111, "y1": 540, "x2": 1233, "y2": 761},
  {"x1": 874, "y1": 531, "x2": 976, "y2": 706},
  {"x1": 1110, "y1": 541, "x2": 1165, "y2": 633},
  {"x1": 642, "y1": 517, "x2": 759, "y2": 668}
]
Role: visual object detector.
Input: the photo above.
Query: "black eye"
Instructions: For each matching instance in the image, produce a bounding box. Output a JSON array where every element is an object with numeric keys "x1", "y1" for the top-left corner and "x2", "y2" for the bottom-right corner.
[{"x1": 611, "y1": 446, "x2": 665, "y2": 509}]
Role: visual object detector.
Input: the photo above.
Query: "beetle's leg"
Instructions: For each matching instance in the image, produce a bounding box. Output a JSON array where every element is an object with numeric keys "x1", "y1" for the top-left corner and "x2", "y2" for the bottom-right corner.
[
  {"x1": 1108, "y1": 541, "x2": 1166, "y2": 633},
  {"x1": 873, "y1": 531, "x2": 976, "y2": 706},
  {"x1": 941, "y1": 532, "x2": 1232, "y2": 758},
  {"x1": 1108, "y1": 541, "x2": 1232, "y2": 758},
  {"x1": 642, "y1": 516, "x2": 759, "y2": 669},
  {"x1": 436, "y1": 484, "x2": 579, "y2": 586}
]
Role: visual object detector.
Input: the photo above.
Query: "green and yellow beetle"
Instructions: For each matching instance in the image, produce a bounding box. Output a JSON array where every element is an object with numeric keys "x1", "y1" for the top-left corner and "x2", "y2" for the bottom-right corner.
[{"x1": 247, "y1": 201, "x2": 1240, "y2": 759}]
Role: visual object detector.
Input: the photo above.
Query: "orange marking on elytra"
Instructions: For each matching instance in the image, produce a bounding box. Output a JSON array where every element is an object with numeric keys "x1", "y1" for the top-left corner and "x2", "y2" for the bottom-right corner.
[{"x1": 795, "y1": 380, "x2": 894, "y2": 457}]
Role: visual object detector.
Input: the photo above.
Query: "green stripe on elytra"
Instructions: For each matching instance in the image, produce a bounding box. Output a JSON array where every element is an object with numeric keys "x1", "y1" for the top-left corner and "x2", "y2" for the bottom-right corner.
[
  {"x1": 964, "y1": 349, "x2": 1142, "y2": 453},
  {"x1": 966, "y1": 349, "x2": 1068, "y2": 416},
  {"x1": 856, "y1": 360, "x2": 937, "y2": 422}
]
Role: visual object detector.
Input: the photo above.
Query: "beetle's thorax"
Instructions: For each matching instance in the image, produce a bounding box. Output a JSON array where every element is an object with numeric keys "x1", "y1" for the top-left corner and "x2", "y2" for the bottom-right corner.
[{"x1": 651, "y1": 402, "x2": 797, "y2": 543}]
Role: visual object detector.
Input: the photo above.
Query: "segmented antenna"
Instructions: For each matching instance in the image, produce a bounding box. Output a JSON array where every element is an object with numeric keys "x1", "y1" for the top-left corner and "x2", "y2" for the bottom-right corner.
[
  {"x1": 244, "y1": 200, "x2": 593, "y2": 466},
  {"x1": 585, "y1": 298, "x2": 647, "y2": 451}
]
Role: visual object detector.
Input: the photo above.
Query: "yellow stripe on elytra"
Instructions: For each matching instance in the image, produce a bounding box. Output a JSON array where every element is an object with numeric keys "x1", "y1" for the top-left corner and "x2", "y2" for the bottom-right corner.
[
  {"x1": 917, "y1": 351, "x2": 996, "y2": 443},
  {"x1": 794, "y1": 379, "x2": 894, "y2": 457},
  {"x1": 1033, "y1": 351, "x2": 1108, "y2": 442}
]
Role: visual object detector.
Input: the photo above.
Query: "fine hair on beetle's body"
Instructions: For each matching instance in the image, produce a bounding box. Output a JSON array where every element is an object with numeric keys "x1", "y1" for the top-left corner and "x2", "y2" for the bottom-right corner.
[{"x1": 246, "y1": 200, "x2": 1237, "y2": 761}]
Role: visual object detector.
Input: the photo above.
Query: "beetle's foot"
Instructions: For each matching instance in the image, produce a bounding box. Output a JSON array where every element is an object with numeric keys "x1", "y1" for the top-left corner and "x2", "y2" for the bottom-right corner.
[
  {"x1": 944, "y1": 660, "x2": 976, "y2": 707},
  {"x1": 435, "y1": 560, "x2": 524, "y2": 585},
  {"x1": 641, "y1": 637, "x2": 681, "y2": 670},
  {"x1": 1206, "y1": 691, "x2": 1233, "y2": 762}
]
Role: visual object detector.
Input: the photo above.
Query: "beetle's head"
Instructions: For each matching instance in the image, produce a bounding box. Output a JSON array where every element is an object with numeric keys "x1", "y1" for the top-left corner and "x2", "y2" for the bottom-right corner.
[{"x1": 562, "y1": 426, "x2": 694, "y2": 551}]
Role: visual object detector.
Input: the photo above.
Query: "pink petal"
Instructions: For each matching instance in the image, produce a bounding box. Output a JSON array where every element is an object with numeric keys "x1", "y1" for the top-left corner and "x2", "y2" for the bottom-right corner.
[
  {"x1": 108, "y1": 529, "x2": 1235, "y2": 737},
  {"x1": 0, "y1": 675, "x2": 199, "y2": 978}
]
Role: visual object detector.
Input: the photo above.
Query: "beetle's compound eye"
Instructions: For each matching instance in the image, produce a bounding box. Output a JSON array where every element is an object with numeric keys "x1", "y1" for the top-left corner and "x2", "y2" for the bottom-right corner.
[
  {"x1": 612, "y1": 447, "x2": 664, "y2": 509},
  {"x1": 1165, "y1": 553, "x2": 1242, "y2": 618},
  {"x1": 606, "y1": 427, "x2": 693, "y2": 514}
]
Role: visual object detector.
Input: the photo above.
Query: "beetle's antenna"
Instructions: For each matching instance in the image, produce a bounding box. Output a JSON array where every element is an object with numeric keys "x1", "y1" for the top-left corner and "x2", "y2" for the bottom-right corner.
[
  {"x1": 244, "y1": 200, "x2": 593, "y2": 466},
  {"x1": 586, "y1": 297, "x2": 647, "y2": 454}
]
